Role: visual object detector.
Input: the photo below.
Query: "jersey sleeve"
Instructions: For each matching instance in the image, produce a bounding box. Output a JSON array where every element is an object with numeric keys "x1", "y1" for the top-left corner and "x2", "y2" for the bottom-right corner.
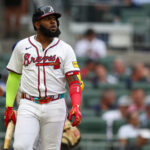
[
  {"x1": 64, "y1": 45, "x2": 80, "y2": 74},
  {"x1": 7, "y1": 42, "x2": 23, "y2": 74}
]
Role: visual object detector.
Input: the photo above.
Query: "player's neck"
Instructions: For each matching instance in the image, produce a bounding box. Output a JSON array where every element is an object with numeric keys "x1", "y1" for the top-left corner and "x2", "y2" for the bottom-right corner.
[{"x1": 35, "y1": 34, "x2": 54, "y2": 49}]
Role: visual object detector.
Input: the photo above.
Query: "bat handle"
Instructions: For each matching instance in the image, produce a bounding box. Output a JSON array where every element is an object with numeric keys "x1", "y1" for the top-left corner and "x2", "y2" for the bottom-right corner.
[{"x1": 3, "y1": 121, "x2": 15, "y2": 149}]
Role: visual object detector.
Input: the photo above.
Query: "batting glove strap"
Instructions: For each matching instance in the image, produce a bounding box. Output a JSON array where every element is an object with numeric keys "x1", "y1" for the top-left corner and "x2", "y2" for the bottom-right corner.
[
  {"x1": 4, "y1": 107, "x2": 16, "y2": 127},
  {"x1": 69, "y1": 105, "x2": 81, "y2": 127}
]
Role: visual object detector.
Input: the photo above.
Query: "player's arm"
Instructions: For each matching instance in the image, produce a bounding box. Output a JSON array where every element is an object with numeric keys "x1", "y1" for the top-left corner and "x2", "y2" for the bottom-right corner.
[
  {"x1": 66, "y1": 73, "x2": 83, "y2": 126},
  {"x1": 4, "y1": 72, "x2": 21, "y2": 127},
  {"x1": 64, "y1": 44, "x2": 84, "y2": 126}
]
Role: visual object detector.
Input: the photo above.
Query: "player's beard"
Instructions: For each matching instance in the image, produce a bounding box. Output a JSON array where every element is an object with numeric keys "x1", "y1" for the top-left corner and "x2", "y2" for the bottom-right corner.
[{"x1": 39, "y1": 25, "x2": 61, "y2": 38}]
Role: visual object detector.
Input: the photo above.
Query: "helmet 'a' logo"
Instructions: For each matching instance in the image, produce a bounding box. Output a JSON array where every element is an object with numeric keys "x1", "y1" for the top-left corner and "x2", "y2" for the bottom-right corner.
[
  {"x1": 49, "y1": 6, "x2": 54, "y2": 12},
  {"x1": 43, "y1": 6, "x2": 54, "y2": 14}
]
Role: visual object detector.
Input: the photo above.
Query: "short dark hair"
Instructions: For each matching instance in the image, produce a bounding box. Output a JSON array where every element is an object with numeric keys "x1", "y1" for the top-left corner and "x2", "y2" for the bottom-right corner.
[
  {"x1": 85, "y1": 58, "x2": 96, "y2": 65},
  {"x1": 101, "y1": 89, "x2": 115, "y2": 100},
  {"x1": 84, "y1": 29, "x2": 96, "y2": 36}
]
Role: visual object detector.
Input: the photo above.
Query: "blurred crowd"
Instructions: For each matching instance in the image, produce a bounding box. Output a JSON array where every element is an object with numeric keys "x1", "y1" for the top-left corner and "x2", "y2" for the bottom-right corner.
[
  {"x1": 1, "y1": 0, "x2": 65, "y2": 39},
  {"x1": 3, "y1": 0, "x2": 29, "y2": 38},
  {"x1": 74, "y1": 28, "x2": 150, "y2": 149},
  {"x1": 1, "y1": 0, "x2": 150, "y2": 52},
  {"x1": 1, "y1": 26, "x2": 150, "y2": 149},
  {"x1": 2, "y1": 0, "x2": 150, "y2": 39},
  {"x1": 71, "y1": 0, "x2": 150, "y2": 22}
]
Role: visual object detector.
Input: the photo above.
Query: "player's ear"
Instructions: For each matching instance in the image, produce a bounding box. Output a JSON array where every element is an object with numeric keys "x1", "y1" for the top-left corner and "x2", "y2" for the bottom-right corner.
[{"x1": 34, "y1": 21, "x2": 40, "y2": 30}]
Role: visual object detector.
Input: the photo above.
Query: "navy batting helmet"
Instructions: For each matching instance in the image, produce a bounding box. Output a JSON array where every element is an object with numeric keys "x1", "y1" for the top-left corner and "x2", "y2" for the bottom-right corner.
[
  {"x1": 32, "y1": 5, "x2": 61, "y2": 30},
  {"x1": 32, "y1": 5, "x2": 61, "y2": 23}
]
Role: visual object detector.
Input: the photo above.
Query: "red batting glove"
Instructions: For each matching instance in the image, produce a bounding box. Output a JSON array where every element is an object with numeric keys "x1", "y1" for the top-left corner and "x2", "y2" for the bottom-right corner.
[
  {"x1": 69, "y1": 105, "x2": 81, "y2": 126},
  {"x1": 4, "y1": 107, "x2": 16, "y2": 127}
]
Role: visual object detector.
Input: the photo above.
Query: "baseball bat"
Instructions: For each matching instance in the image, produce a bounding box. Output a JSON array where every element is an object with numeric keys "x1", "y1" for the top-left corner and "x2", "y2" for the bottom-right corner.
[{"x1": 3, "y1": 120, "x2": 15, "y2": 150}]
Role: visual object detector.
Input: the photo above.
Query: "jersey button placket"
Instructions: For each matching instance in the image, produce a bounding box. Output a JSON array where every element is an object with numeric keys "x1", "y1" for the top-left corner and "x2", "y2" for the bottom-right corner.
[{"x1": 39, "y1": 49, "x2": 46, "y2": 97}]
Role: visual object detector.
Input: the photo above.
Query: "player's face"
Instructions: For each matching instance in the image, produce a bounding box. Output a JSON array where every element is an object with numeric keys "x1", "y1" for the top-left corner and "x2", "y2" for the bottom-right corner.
[
  {"x1": 40, "y1": 15, "x2": 58, "y2": 32},
  {"x1": 35, "y1": 15, "x2": 61, "y2": 37}
]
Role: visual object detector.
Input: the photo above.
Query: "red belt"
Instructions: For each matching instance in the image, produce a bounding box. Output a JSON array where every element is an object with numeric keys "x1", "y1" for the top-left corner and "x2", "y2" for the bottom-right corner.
[{"x1": 21, "y1": 93, "x2": 64, "y2": 104}]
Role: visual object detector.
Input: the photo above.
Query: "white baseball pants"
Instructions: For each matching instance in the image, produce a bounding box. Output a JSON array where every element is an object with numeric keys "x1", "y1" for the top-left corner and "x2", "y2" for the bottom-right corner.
[{"x1": 13, "y1": 98, "x2": 67, "y2": 150}]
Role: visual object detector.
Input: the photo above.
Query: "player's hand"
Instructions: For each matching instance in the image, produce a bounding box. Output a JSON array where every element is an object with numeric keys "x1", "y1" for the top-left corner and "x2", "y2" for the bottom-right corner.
[
  {"x1": 4, "y1": 107, "x2": 16, "y2": 127},
  {"x1": 69, "y1": 105, "x2": 81, "y2": 126}
]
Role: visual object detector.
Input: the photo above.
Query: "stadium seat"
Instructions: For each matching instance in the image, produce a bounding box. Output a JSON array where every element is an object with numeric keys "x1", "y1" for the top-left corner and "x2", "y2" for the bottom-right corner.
[
  {"x1": 147, "y1": 120, "x2": 150, "y2": 129},
  {"x1": 142, "y1": 145, "x2": 150, "y2": 150},
  {"x1": 84, "y1": 81, "x2": 94, "y2": 89},
  {"x1": 84, "y1": 98, "x2": 99, "y2": 109},
  {"x1": 127, "y1": 138, "x2": 136, "y2": 144},
  {"x1": 77, "y1": 56, "x2": 115, "y2": 72},
  {"x1": 82, "y1": 108, "x2": 98, "y2": 118},
  {"x1": 121, "y1": 9, "x2": 148, "y2": 23},
  {"x1": 84, "y1": 81, "x2": 126, "y2": 90},
  {"x1": 0, "y1": 97, "x2": 6, "y2": 108},
  {"x1": 0, "y1": 132, "x2": 5, "y2": 149},
  {"x1": 0, "y1": 53, "x2": 11, "y2": 63},
  {"x1": 82, "y1": 89, "x2": 100, "y2": 99},
  {"x1": 0, "y1": 108, "x2": 6, "y2": 133},
  {"x1": 142, "y1": 4, "x2": 150, "y2": 15},
  {"x1": 112, "y1": 119, "x2": 127, "y2": 135},
  {"x1": 77, "y1": 57, "x2": 88, "y2": 68},
  {"x1": 97, "y1": 82, "x2": 126, "y2": 89},
  {"x1": 84, "y1": 72, "x2": 96, "y2": 81},
  {"x1": 97, "y1": 56, "x2": 115, "y2": 73},
  {"x1": 132, "y1": 83, "x2": 150, "y2": 94},
  {"x1": 115, "y1": 90, "x2": 129, "y2": 99},
  {"x1": 79, "y1": 117, "x2": 107, "y2": 134},
  {"x1": 78, "y1": 141, "x2": 109, "y2": 150},
  {"x1": 119, "y1": 75, "x2": 129, "y2": 82},
  {"x1": 82, "y1": 88, "x2": 129, "y2": 108},
  {"x1": 82, "y1": 89, "x2": 100, "y2": 108},
  {"x1": 0, "y1": 62, "x2": 7, "y2": 72}
]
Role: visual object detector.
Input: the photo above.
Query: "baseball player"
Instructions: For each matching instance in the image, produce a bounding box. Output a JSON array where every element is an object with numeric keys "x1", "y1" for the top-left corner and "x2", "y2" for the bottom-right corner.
[{"x1": 4, "y1": 5, "x2": 82, "y2": 150}]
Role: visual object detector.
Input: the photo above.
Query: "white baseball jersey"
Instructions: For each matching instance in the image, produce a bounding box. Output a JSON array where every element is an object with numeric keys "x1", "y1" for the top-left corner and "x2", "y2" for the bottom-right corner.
[{"x1": 7, "y1": 35, "x2": 80, "y2": 97}]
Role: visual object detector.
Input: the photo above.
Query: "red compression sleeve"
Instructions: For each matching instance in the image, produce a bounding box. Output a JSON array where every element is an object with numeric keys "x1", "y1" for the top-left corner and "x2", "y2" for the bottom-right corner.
[{"x1": 69, "y1": 81, "x2": 81, "y2": 106}]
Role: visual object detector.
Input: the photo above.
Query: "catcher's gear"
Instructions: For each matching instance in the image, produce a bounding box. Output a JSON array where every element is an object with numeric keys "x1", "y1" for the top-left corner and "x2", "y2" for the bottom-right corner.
[
  {"x1": 4, "y1": 107, "x2": 16, "y2": 127},
  {"x1": 69, "y1": 105, "x2": 81, "y2": 126},
  {"x1": 32, "y1": 5, "x2": 61, "y2": 23},
  {"x1": 62, "y1": 120, "x2": 81, "y2": 148}
]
